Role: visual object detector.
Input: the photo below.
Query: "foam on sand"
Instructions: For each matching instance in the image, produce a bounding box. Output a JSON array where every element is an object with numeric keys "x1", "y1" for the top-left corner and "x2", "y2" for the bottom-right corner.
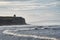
[{"x1": 3, "y1": 30, "x2": 58, "y2": 40}]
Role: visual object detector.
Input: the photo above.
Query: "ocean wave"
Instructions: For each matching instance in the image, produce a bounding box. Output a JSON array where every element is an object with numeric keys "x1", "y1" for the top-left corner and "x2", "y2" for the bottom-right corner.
[{"x1": 3, "y1": 30, "x2": 58, "y2": 40}]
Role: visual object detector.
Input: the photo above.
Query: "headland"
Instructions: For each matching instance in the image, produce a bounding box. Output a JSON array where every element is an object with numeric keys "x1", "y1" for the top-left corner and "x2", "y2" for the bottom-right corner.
[{"x1": 0, "y1": 15, "x2": 26, "y2": 25}]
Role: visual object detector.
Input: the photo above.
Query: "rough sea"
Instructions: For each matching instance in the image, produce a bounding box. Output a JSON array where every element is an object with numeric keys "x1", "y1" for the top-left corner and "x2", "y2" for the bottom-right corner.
[{"x1": 0, "y1": 25, "x2": 60, "y2": 40}]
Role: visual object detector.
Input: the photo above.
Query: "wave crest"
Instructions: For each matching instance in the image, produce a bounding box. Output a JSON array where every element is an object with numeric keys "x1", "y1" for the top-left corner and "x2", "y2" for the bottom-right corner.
[{"x1": 3, "y1": 30, "x2": 58, "y2": 40}]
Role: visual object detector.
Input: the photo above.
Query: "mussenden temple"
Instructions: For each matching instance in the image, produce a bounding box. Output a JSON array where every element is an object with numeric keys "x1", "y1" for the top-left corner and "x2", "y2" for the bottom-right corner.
[{"x1": 0, "y1": 15, "x2": 26, "y2": 25}]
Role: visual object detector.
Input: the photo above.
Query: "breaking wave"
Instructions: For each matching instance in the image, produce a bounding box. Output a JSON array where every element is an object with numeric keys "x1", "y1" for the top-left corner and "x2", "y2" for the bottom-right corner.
[{"x1": 3, "y1": 30, "x2": 58, "y2": 40}]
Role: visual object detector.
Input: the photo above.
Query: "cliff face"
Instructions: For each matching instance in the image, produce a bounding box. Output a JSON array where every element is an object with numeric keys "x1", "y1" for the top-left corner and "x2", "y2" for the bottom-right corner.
[{"x1": 0, "y1": 16, "x2": 26, "y2": 25}]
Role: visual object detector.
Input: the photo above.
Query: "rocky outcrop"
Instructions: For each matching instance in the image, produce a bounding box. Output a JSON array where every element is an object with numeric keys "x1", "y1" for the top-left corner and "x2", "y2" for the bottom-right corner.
[{"x1": 0, "y1": 15, "x2": 26, "y2": 25}]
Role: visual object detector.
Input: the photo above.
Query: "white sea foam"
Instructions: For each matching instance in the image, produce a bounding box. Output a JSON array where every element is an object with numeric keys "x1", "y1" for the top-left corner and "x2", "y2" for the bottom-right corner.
[{"x1": 3, "y1": 30, "x2": 58, "y2": 40}]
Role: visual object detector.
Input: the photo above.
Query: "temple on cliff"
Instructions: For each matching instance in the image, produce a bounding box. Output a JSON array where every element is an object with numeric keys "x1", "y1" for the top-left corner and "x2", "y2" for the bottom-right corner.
[{"x1": 0, "y1": 15, "x2": 26, "y2": 25}]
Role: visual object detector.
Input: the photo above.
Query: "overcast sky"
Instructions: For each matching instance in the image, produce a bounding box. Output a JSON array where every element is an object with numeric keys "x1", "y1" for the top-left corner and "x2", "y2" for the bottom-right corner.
[{"x1": 0, "y1": 0, "x2": 60, "y2": 25}]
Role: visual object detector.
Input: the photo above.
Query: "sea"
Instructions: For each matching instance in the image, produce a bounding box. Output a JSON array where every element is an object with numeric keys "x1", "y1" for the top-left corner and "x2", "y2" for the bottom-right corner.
[{"x1": 0, "y1": 24, "x2": 60, "y2": 40}]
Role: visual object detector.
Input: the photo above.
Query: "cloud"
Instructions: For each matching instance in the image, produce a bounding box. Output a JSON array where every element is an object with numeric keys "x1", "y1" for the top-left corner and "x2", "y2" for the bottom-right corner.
[
  {"x1": 12, "y1": 2, "x2": 57, "y2": 10},
  {"x1": 56, "y1": 0, "x2": 60, "y2": 1},
  {"x1": 0, "y1": 0, "x2": 59, "y2": 13},
  {"x1": 0, "y1": 0, "x2": 31, "y2": 1},
  {"x1": 0, "y1": 1, "x2": 10, "y2": 5},
  {"x1": 0, "y1": 0, "x2": 59, "y2": 11}
]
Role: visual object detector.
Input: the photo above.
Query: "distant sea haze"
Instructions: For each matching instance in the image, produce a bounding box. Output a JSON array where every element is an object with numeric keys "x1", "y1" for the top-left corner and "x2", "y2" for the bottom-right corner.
[{"x1": 28, "y1": 20, "x2": 60, "y2": 25}]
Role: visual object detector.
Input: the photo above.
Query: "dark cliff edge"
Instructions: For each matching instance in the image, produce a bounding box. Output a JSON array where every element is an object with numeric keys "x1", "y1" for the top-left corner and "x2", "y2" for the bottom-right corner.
[{"x1": 0, "y1": 15, "x2": 26, "y2": 25}]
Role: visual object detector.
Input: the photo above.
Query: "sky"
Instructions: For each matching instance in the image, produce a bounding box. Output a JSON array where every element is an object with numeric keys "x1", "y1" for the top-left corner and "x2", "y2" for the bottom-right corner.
[{"x1": 0, "y1": 0, "x2": 60, "y2": 25}]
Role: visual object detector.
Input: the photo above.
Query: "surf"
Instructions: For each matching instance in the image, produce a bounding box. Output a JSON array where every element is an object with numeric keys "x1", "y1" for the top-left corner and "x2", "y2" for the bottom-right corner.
[{"x1": 3, "y1": 30, "x2": 58, "y2": 40}]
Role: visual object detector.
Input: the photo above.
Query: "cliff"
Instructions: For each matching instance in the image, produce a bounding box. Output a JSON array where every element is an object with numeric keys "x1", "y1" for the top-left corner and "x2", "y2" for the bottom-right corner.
[{"x1": 0, "y1": 15, "x2": 26, "y2": 25}]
